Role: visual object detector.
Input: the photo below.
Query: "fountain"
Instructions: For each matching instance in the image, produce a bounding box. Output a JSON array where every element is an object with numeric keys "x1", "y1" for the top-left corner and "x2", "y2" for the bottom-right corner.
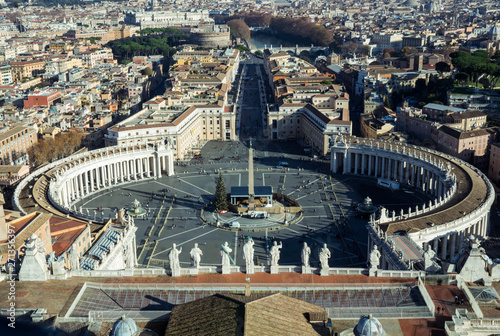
[
  {"x1": 127, "y1": 199, "x2": 147, "y2": 218},
  {"x1": 356, "y1": 197, "x2": 378, "y2": 219}
]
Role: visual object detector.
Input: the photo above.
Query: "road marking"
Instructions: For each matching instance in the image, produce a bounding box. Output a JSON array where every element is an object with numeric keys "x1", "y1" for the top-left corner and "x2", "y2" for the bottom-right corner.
[
  {"x1": 155, "y1": 226, "x2": 205, "y2": 242},
  {"x1": 152, "y1": 228, "x2": 218, "y2": 257},
  {"x1": 153, "y1": 181, "x2": 200, "y2": 197},
  {"x1": 80, "y1": 181, "x2": 151, "y2": 206},
  {"x1": 177, "y1": 177, "x2": 212, "y2": 194}
]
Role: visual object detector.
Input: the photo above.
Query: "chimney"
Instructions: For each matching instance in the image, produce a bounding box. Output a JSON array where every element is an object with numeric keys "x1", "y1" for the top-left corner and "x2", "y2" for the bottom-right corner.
[
  {"x1": 0, "y1": 194, "x2": 6, "y2": 242},
  {"x1": 342, "y1": 108, "x2": 350, "y2": 121},
  {"x1": 245, "y1": 277, "x2": 251, "y2": 296}
]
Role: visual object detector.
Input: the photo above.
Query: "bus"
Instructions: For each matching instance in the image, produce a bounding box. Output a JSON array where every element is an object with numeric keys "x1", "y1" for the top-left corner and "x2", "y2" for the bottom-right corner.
[
  {"x1": 377, "y1": 178, "x2": 400, "y2": 191},
  {"x1": 248, "y1": 211, "x2": 269, "y2": 219}
]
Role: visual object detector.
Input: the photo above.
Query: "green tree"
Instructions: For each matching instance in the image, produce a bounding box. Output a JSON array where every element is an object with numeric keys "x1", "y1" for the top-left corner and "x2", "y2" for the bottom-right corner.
[
  {"x1": 234, "y1": 45, "x2": 250, "y2": 53},
  {"x1": 254, "y1": 50, "x2": 263, "y2": 57},
  {"x1": 400, "y1": 46, "x2": 417, "y2": 58},
  {"x1": 214, "y1": 172, "x2": 228, "y2": 212},
  {"x1": 142, "y1": 67, "x2": 153, "y2": 76},
  {"x1": 227, "y1": 19, "x2": 251, "y2": 41},
  {"x1": 382, "y1": 47, "x2": 395, "y2": 59},
  {"x1": 320, "y1": 80, "x2": 332, "y2": 85},
  {"x1": 435, "y1": 61, "x2": 451, "y2": 74},
  {"x1": 455, "y1": 72, "x2": 469, "y2": 86}
]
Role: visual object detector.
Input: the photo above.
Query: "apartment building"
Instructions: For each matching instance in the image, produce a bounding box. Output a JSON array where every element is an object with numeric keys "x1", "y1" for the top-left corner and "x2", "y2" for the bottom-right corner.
[
  {"x1": 24, "y1": 90, "x2": 61, "y2": 109},
  {"x1": 0, "y1": 123, "x2": 38, "y2": 165},
  {"x1": 488, "y1": 142, "x2": 500, "y2": 184},
  {"x1": 0, "y1": 65, "x2": 12, "y2": 85},
  {"x1": 79, "y1": 49, "x2": 114, "y2": 68},
  {"x1": 268, "y1": 103, "x2": 352, "y2": 156},
  {"x1": 105, "y1": 103, "x2": 236, "y2": 160},
  {"x1": 10, "y1": 60, "x2": 46, "y2": 82},
  {"x1": 437, "y1": 125, "x2": 496, "y2": 169}
]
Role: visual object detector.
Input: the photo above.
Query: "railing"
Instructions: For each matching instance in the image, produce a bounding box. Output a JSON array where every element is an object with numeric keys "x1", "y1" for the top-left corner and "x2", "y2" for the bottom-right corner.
[
  {"x1": 418, "y1": 276, "x2": 435, "y2": 318},
  {"x1": 84, "y1": 281, "x2": 418, "y2": 291},
  {"x1": 338, "y1": 136, "x2": 494, "y2": 243},
  {"x1": 13, "y1": 143, "x2": 152, "y2": 214},
  {"x1": 14, "y1": 143, "x2": 173, "y2": 216},
  {"x1": 457, "y1": 277, "x2": 484, "y2": 319},
  {"x1": 326, "y1": 306, "x2": 433, "y2": 319},
  {"x1": 338, "y1": 141, "x2": 457, "y2": 223},
  {"x1": 89, "y1": 310, "x2": 170, "y2": 322}
]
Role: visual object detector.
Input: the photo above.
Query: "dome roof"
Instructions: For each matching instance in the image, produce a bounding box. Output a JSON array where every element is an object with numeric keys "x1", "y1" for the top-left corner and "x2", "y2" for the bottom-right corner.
[
  {"x1": 354, "y1": 315, "x2": 386, "y2": 336},
  {"x1": 402, "y1": 0, "x2": 420, "y2": 7},
  {"x1": 490, "y1": 25, "x2": 500, "y2": 36},
  {"x1": 110, "y1": 316, "x2": 139, "y2": 336}
]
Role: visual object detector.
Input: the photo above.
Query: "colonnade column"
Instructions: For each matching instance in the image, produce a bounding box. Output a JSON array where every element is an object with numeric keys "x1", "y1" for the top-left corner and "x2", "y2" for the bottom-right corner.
[
  {"x1": 353, "y1": 153, "x2": 358, "y2": 174},
  {"x1": 381, "y1": 157, "x2": 385, "y2": 179},
  {"x1": 450, "y1": 233, "x2": 457, "y2": 260},
  {"x1": 399, "y1": 160, "x2": 404, "y2": 182},
  {"x1": 441, "y1": 235, "x2": 448, "y2": 260},
  {"x1": 416, "y1": 166, "x2": 421, "y2": 189},
  {"x1": 361, "y1": 153, "x2": 366, "y2": 175},
  {"x1": 387, "y1": 158, "x2": 391, "y2": 179},
  {"x1": 78, "y1": 174, "x2": 83, "y2": 198},
  {"x1": 90, "y1": 169, "x2": 94, "y2": 191},
  {"x1": 156, "y1": 154, "x2": 162, "y2": 178},
  {"x1": 131, "y1": 159, "x2": 135, "y2": 180},
  {"x1": 96, "y1": 167, "x2": 101, "y2": 189},
  {"x1": 368, "y1": 154, "x2": 372, "y2": 176},
  {"x1": 119, "y1": 162, "x2": 124, "y2": 182},
  {"x1": 83, "y1": 172, "x2": 88, "y2": 194}
]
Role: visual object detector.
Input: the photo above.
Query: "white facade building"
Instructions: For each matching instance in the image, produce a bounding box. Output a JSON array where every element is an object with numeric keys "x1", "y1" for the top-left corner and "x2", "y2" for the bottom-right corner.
[
  {"x1": 124, "y1": 10, "x2": 213, "y2": 28},
  {"x1": 331, "y1": 136, "x2": 494, "y2": 271}
]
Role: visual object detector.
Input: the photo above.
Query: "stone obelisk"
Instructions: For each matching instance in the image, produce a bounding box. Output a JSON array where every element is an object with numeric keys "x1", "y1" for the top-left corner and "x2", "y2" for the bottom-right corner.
[{"x1": 248, "y1": 138, "x2": 255, "y2": 210}]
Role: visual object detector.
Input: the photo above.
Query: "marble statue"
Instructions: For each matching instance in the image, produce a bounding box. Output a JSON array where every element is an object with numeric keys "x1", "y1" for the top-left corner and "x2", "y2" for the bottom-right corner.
[
  {"x1": 369, "y1": 245, "x2": 381, "y2": 269},
  {"x1": 221, "y1": 242, "x2": 232, "y2": 266},
  {"x1": 169, "y1": 243, "x2": 182, "y2": 276},
  {"x1": 68, "y1": 245, "x2": 80, "y2": 270},
  {"x1": 319, "y1": 243, "x2": 331, "y2": 270},
  {"x1": 270, "y1": 241, "x2": 283, "y2": 266},
  {"x1": 243, "y1": 238, "x2": 255, "y2": 273},
  {"x1": 301, "y1": 242, "x2": 311, "y2": 267},
  {"x1": 18, "y1": 234, "x2": 49, "y2": 282},
  {"x1": 117, "y1": 208, "x2": 126, "y2": 224},
  {"x1": 190, "y1": 243, "x2": 203, "y2": 269},
  {"x1": 369, "y1": 245, "x2": 381, "y2": 276},
  {"x1": 423, "y1": 245, "x2": 435, "y2": 271}
]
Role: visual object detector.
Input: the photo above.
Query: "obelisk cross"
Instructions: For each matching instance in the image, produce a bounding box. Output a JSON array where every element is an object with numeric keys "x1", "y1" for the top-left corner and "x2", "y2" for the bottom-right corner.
[{"x1": 248, "y1": 137, "x2": 255, "y2": 210}]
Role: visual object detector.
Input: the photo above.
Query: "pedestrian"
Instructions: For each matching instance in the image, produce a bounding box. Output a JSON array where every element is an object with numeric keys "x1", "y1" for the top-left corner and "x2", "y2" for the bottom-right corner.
[
  {"x1": 460, "y1": 298, "x2": 464, "y2": 305},
  {"x1": 454, "y1": 296, "x2": 458, "y2": 304},
  {"x1": 436, "y1": 307, "x2": 440, "y2": 315}
]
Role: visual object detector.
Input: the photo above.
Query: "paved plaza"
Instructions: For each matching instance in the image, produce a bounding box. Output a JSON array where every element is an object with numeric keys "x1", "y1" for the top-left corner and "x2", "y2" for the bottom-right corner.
[{"x1": 74, "y1": 139, "x2": 430, "y2": 269}]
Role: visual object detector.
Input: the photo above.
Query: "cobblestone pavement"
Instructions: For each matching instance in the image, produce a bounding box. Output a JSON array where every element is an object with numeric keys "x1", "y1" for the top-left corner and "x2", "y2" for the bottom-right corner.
[{"x1": 75, "y1": 139, "x2": 429, "y2": 269}]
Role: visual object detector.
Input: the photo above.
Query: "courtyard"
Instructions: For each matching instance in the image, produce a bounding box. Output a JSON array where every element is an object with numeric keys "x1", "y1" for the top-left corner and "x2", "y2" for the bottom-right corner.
[{"x1": 74, "y1": 139, "x2": 429, "y2": 270}]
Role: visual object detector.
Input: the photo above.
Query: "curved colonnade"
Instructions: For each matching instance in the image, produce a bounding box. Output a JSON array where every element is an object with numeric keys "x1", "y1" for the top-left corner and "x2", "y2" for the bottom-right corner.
[
  {"x1": 14, "y1": 143, "x2": 175, "y2": 223},
  {"x1": 331, "y1": 136, "x2": 494, "y2": 271}
]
